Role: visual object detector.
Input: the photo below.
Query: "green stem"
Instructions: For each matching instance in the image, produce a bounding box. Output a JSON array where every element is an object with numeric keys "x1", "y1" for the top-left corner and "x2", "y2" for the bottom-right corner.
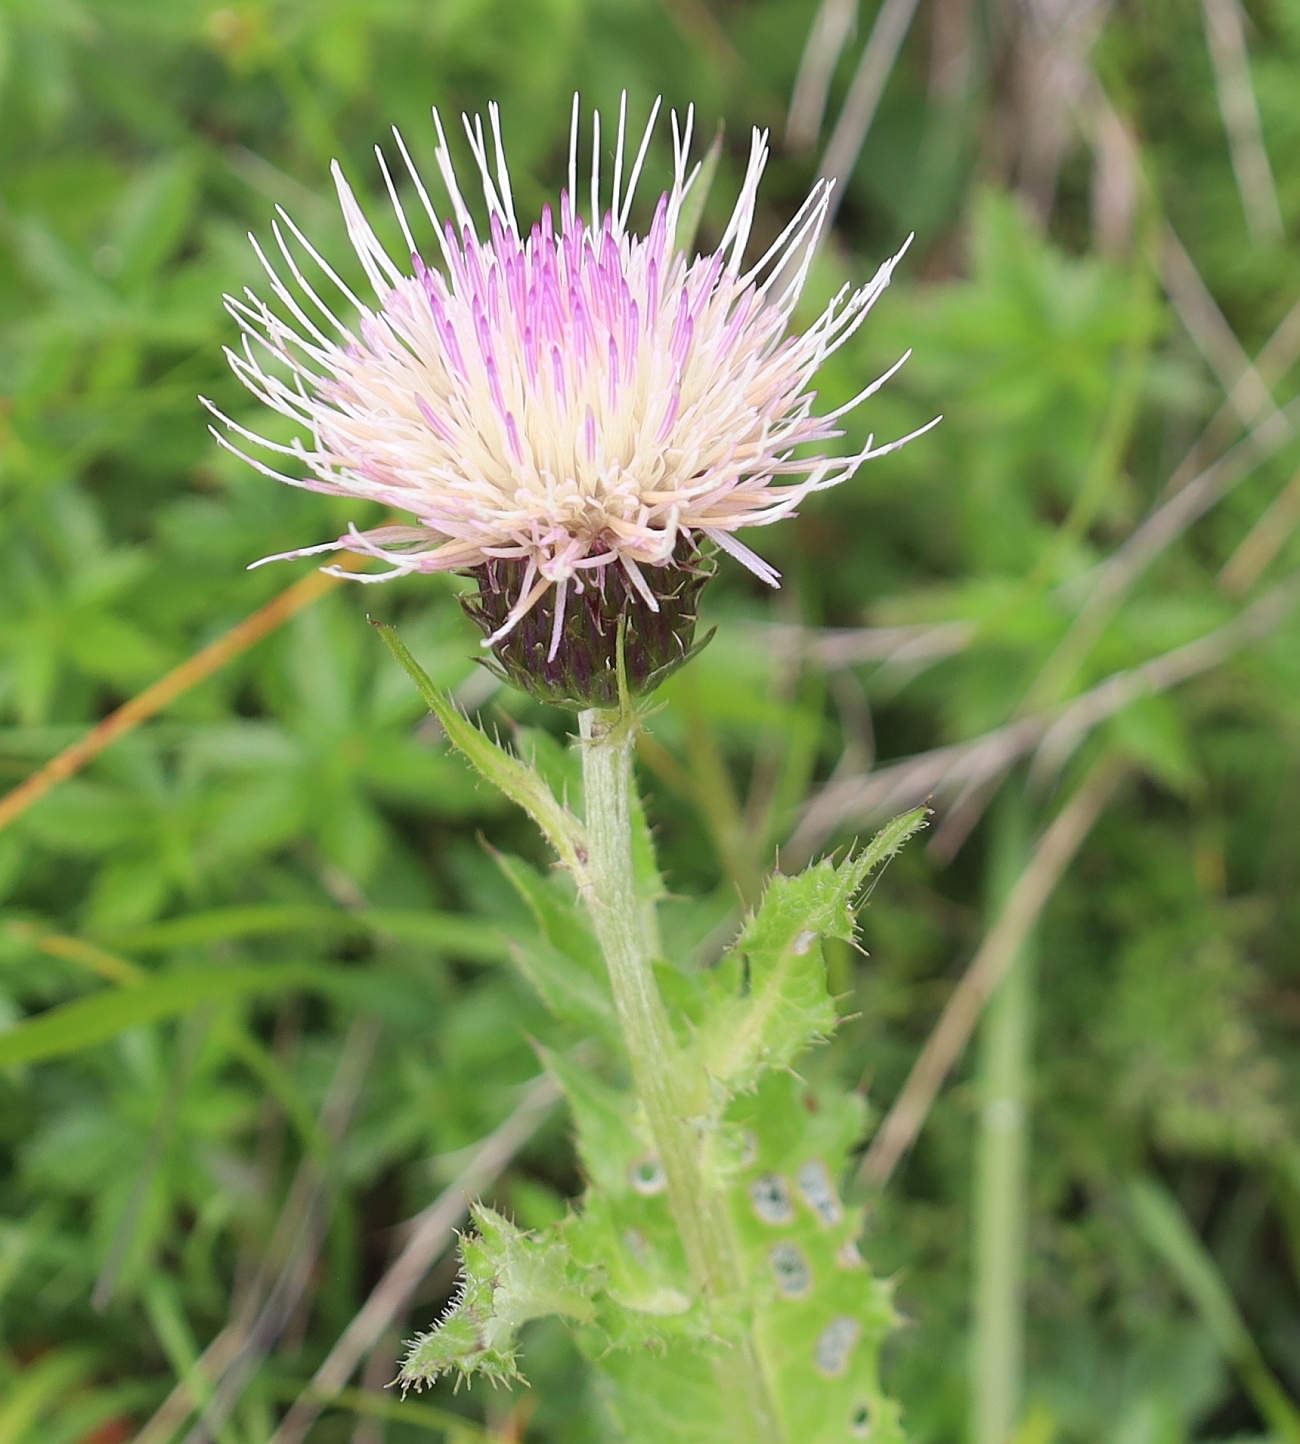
[
  {"x1": 577, "y1": 706, "x2": 783, "y2": 1444},
  {"x1": 971, "y1": 789, "x2": 1034, "y2": 1444}
]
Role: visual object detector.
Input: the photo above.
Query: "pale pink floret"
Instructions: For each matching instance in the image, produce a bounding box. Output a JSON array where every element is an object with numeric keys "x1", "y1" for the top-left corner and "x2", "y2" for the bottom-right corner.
[{"x1": 205, "y1": 96, "x2": 937, "y2": 651}]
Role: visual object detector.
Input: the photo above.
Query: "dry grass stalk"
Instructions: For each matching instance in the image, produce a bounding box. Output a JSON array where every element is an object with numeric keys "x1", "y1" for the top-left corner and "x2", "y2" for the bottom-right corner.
[
  {"x1": 855, "y1": 756, "x2": 1128, "y2": 1192},
  {"x1": 269, "y1": 1074, "x2": 561, "y2": 1444},
  {"x1": 788, "y1": 567, "x2": 1300, "y2": 860},
  {"x1": 0, "y1": 559, "x2": 366, "y2": 836},
  {"x1": 787, "y1": 0, "x2": 860, "y2": 152},
  {"x1": 1199, "y1": 0, "x2": 1284, "y2": 243}
]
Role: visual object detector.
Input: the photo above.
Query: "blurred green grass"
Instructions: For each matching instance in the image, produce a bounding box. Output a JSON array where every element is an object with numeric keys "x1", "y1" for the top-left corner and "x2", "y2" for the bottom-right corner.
[{"x1": 1, "y1": 0, "x2": 1299, "y2": 1440}]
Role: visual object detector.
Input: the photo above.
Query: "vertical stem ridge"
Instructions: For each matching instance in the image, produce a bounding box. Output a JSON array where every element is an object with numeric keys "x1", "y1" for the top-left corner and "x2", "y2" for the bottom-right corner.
[{"x1": 577, "y1": 707, "x2": 783, "y2": 1444}]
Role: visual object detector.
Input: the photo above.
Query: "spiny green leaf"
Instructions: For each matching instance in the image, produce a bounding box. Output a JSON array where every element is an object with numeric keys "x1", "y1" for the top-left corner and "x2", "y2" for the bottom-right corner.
[
  {"x1": 469, "y1": 1206, "x2": 596, "y2": 1326},
  {"x1": 653, "y1": 959, "x2": 706, "y2": 1036},
  {"x1": 571, "y1": 1194, "x2": 696, "y2": 1326},
  {"x1": 534, "y1": 1047, "x2": 706, "y2": 1355},
  {"x1": 513, "y1": 724, "x2": 584, "y2": 809},
  {"x1": 495, "y1": 853, "x2": 616, "y2": 1032},
  {"x1": 399, "y1": 1205, "x2": 597, "y2": 1390},
  {"x1": 725, "y1": 1073, "x2": 901, "y2": 1444},
  {"x1": 699, "y1": 810, "x2": 927, "y2": 1096},
  {"x1": 700, "y1": 882, "x2": 839, "y2": 1093},
  {"x1": 538, "y1": 1046, "x2": 648, "y2": 1197},
  {"x1": 373, "y1": 621, "x2": 590, "y2": 877},
  {"x1": 494, "y1": 853, "x2": 604, "y2": 980},
  {"x1": 508, "y1": 935, "x2": 618, "y2": 1036},
  {"x1": 571, "y1": 1071, "x2": 903, "y2": 1443},
  {"x1": 595, "y1": 1344, "x2": 731, "y2": 1444}
]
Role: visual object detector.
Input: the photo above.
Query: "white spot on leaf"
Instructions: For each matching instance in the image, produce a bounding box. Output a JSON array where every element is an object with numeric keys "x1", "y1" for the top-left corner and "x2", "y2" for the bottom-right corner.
[
  {"x1": 769, "y1": 1242, "x2": 812, "y2": 1298},
  {"x1": 815, "y1": 1315, "x2": 861, "y2": 1376},
  {"x1": 796, "y1": 1158, "x2": 842, "y2": 1225},
  {"x1": 750, "y1": 1173, "x2": 795, "y2": 1224},
  {"x1": 629, "y1": 1156, "x2": 667, "y2": 1195}
]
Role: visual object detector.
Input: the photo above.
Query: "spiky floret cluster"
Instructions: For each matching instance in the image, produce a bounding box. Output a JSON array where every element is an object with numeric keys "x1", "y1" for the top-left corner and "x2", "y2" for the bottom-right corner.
[{"x1": 206, "y1": 96, "x2": 934, "y2": 676}]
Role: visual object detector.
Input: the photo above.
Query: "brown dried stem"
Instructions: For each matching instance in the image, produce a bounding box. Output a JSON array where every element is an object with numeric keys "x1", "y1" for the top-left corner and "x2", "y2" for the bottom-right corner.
[
  {"x1": 789, "y1": 567, "x2": 1300, "y2": 859},
  {"x1": 0, "y1": 561, "x2": 362, "y2": 835},
  {"x1": 1199, "y1": 0, "x2": 1284, "y2": 243}
]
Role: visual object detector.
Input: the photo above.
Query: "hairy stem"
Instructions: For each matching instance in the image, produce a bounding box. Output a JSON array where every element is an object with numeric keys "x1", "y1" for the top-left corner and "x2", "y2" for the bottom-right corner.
[{"x1": 578, "y1": 706, "x2": 783, "y2": 1443}]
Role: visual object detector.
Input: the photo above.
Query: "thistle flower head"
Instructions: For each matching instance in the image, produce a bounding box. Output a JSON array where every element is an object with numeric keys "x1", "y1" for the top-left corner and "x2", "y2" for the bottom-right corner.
[{"x1": 207, "y1": 97, "x2": 935, "y2": 705}]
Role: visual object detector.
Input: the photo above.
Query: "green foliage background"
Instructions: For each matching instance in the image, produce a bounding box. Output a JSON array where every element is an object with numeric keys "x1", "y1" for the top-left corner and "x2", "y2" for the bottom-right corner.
[{"x1": 0, "y1": 0, "x2": 1298, "y2": 1440}]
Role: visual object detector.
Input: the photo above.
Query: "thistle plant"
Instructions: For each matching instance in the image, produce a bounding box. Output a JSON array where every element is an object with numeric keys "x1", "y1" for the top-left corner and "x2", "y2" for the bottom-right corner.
[{"x1": 210, "y1": 97, "x2": 933, "y2": 1443}]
